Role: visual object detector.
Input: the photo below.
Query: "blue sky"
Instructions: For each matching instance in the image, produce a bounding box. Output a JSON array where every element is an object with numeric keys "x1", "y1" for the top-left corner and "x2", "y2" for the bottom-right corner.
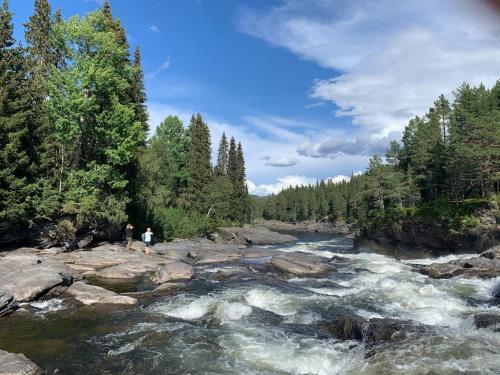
[{"x1": 10, "y1": 0, "x2": 500, "y2": 195}]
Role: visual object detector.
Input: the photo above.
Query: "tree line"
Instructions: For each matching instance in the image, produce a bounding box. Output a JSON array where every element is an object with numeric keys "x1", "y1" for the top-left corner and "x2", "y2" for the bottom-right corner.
[
  {"x1": 0, "y1": 0, "x2": 249, "y2": 242},
  {"x1": 258, "y1": 81, "x2": 500, "y2": 230}
]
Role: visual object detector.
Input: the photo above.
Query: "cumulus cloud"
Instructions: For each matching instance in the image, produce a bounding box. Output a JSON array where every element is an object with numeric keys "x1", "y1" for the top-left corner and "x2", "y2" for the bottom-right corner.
[
  {"x1": 247, "y1": 175, "x2": 316, "y2": 196},
  {"x1": 248, "y1": 172, "x2": 363, "y2": 196},
  {"x1": 239, "y1": 0, "x2": 500, "y2": 136},
  {"x1": 145, "y1": 57, "x2": 171, "y2": 79},
  {"x1": 148, "y1": 25, "x2": 161, "y2": 33},
  {"x1": 297, "y1": 132, "x2": 399, "y2": 158},
  {"x1": 263, "y1": 156, "x2": 299, "y2": 167}
]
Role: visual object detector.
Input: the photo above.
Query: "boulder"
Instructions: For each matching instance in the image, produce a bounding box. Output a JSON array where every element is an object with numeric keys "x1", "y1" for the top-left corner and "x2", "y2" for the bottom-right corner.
[
  {"x1": 152, "y1": 262, "x2": 194, "y2": 284},
  {"x1": 363, "y1": 318, "x2": 431, "y2": 350},
  {"x1": 213, "y1": 226, "x2": 297, "y2": 246},
  {"x1": 326, "y1": 314, "x2": 367, "y2": 341},
  {"x1": 0, "y1": 290, "x2": 16, "y2": 316},
  {"x1": 473, "y1": 313, "x2": 500, "y2": 331},
  {"x1": 269, "y1": 253, "x2": 334, "y2": 276},
  {"x1": 480, "y1": 245, "x2": 500, "y2": 260},
  {"x1": 66, "y1": 281, "x2": 137, "y2": 305},
  {"x1": 95, "y1": 261, "x2": 158, "y2": 279},
  {"x1": 493, "y1": 283, "x2": 500, "y2": 299},
  {"x1": 0, "y1": 350, "x2": 42, "y2": 375},
  {"x1": 421, "y1": 255, "x2": 500, "y2": 279},
  {"x1": 0, "y1": 254, "x2": 74, "y2": 302}
]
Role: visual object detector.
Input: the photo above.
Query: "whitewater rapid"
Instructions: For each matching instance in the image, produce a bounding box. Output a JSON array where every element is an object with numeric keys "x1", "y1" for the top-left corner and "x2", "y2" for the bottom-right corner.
[{"x1": 3, "y1": 234, "x2": 499, "y2": 374}]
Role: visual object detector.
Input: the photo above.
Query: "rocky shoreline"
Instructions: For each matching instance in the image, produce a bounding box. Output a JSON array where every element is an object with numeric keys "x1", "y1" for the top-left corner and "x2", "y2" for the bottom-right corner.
[
  {"x1": 1, "y1": 225, "x2": 499, "y2": 373},
  {"x1": 260, "y1": 220, "x2": 356, "y2": 237}
]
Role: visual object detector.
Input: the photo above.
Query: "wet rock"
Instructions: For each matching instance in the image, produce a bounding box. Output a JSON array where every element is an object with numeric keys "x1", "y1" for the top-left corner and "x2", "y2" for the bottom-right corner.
[
  {"x1": 95, "y1": 261, "x2": 158, "y2": 279},
  {"x1": 473, "y1": 313, "x2": 500, "y2": 331},
  {"x1": 493, "y1": 283, "x2": 500, "y2": 299},
  {"x1": 0, "y1": 349, "x2": 42, "y2": 375},
  {"x1": 269, "y1": 253, "x2": 334, "y2": 276},
  {"x1": 261, "y1": 220, "x2": 356, "y2": 235},
  {"x1": 152, "y1": 262, "x2": 194, "y2": 284},
  {"x1": 363, "y1": 318, "x2": 431, "y2": 350},
  {"x1": 421, "y1": 255, "x2": 500, "y2": 279},
  {"x1": 326, "y1": 314, "x2": 367, "y2": 341},
  {"x1": 0, "y1": 254, "x2": 74, "y2": 302},
  {"x1": 0, "y1": 290, "x2": 16, "y2": 316},
  {"x1": 66, "y1": 281, "x2": 137, "y2": 305},
  {"x1": 480, "y1": 245, "x2": 500, "y2": 260},
  {"x1": 213, "y1": 226, "x2": 297, "y2": 246}
]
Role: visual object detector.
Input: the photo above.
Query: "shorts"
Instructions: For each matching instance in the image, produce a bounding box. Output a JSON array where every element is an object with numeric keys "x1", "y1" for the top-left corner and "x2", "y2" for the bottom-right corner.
[{"x1": 144, "y1": 241, "x2": 151, "y2": 246}]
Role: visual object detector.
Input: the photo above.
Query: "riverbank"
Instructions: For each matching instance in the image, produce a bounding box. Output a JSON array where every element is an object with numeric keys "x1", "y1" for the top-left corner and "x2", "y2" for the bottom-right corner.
[
  {"x1": 0, "y1": 232, "x2": 499, "y2": 374},
  {"x1": 259, "y1": 220, "x2": 356, "y2": 237}
]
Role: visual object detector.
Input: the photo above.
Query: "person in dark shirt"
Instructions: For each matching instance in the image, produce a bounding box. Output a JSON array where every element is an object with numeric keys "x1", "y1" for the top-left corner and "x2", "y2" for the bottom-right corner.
[{"x1": 125, "y1": 224, "x2": 134, "y2": 253}]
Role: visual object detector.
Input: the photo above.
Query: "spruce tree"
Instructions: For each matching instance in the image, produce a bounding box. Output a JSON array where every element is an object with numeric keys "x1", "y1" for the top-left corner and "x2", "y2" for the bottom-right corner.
[
  {"x1": 131, "y1": 46, "x2": 148, "y2": 132},
  {"x1": 24, "y1": 0, "x2": 59, "y2": 181},
  {"x1": 215, "y1": 132, "x2": 229, "y2": 176},
  {"x1": 0, "y1": 0, "x2": 38, "y2": 223},
  {"x1": 183, "y1": 114, "x2": 212, "y2": 212}
]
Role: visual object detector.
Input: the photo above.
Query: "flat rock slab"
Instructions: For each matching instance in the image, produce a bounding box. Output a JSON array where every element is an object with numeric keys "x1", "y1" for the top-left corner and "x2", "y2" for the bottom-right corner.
[
  {"x1": 214, "y1": 226, "x2": 297, "y2": 246},
  {"x1": 421, "y1": 248, "x2": 500, "y2": 279},
  {"x1": 95, "y1": 261, "x2": 160, "y2": 279},
  {"x1": 0, "y1": 254, "x2": 74, "y2": 302},
  {"x1": 66, "y1": 281, "x2": 137, "y2": 305},
  {"x1": 0, "y1": 349, "x2": 42, "y2": 375},
  {"x1": 269, "y1": 253, "x2": 334, "y2": 276},
  {"x1": 153, "y1": 262, "x2": 194, "y2": 284}
]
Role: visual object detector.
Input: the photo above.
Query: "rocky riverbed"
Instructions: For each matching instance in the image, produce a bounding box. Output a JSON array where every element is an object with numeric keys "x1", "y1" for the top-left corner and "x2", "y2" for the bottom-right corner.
[{"x1": 0, "y1": 230, "x2": 499, "y2": 374}]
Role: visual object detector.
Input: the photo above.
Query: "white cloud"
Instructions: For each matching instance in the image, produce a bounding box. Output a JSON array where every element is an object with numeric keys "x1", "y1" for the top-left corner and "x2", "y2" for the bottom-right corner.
[
  {"x1": 326, "y1": 171, "x2": 362, "y2": 184},
  {"x1": 248, "y1": 172, "x2": 364, "y2": 196},
  {"x1": 263, "y1": 156, "x2": 299, "y2": 167},
  {"x1": 248, "y1": 175, "x2": 316, "y2": 196},
  {"x1": 239, "y1": 0, "x2": 500, "y2": 137},
  {"x1": 297, "y1": 131, "x2": 400, "y2": 158},
  {"x1": 148, "y1": 25, "x2": 161, "y2": 33},
  {"x1": 145, "y1": 57, "x2": 171, "y2": 79}
]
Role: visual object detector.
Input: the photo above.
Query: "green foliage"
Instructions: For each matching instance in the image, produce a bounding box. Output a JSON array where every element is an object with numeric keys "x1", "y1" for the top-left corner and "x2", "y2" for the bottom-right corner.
[{"x1": 256, "y1": 80, "x2": 500, "y2": 232}]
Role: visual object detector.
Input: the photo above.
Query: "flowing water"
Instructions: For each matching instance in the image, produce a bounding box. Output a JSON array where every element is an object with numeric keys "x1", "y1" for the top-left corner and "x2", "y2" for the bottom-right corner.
[{"x1": 0, "y1": 233, "x2": 499, "y2": 374}]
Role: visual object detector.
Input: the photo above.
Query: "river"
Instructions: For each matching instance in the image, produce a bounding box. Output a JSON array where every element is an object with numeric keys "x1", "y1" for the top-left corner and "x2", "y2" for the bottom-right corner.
[{"x1": 0, "y1": 233, "x2": 499, "y2": 374}]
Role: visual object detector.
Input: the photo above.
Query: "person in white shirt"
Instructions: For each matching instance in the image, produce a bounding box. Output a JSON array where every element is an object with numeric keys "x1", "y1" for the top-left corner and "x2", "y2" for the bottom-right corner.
[{"x1": 141, "y1": 227, "x2": 154, "y2": 255}]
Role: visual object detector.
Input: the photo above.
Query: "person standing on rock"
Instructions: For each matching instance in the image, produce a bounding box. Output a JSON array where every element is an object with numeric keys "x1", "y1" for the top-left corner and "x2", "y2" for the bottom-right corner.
[
  {"x1": 142, "y1": 227, "x2": 154, "y2": 255},
  {"x1": 125, "y1": 224, "x2": 134, "y2": 253}
]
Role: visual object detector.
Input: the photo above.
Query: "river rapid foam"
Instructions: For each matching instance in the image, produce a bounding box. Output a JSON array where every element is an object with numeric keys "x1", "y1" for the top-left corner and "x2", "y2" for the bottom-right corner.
[{"x1": 0, "y1": 233, "x2": 498, "y2": 374}]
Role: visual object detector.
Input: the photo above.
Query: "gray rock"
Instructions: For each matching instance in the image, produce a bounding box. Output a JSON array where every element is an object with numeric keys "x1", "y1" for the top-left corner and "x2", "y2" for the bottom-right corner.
[
  {"x1": 363, "y1": 318, "x2": 432, "y2": 350},
  {"x1": 0, "y1": 290, "x2": 16, "y2": 316},
  {"x1": 214, "y1": 226, "x2": 297, "y2": 246},
  {"x1": 480, "y1": 245, "x2": 500, "y2": 260},
  {"x1": 66, "y1": 281, "x2": 137, "y2": 305},
  {"x1": 326, "y1": 314, "x2": 367, "y2": 341},
  {"x1": 269, "y1": 253, "x2": 334, "y2": 276},
  {"x1": 421, "y1": 255, "x2": 500, "y2": 279},
  {"x1": 0, "y1": 349, "x2": 42, "y2": 375},
  {"x1": 473, "y1": 313, "x2": 500, "y2": 331},
  {"x1": 95, "y1": 261, "x2": 158, "y2": 279},
  {"x1": 152, "y1": 262, "x2": 194, "y2": 284},
  {"x1": 0, "y1": 254, "x2": 74, "y2": 302}
]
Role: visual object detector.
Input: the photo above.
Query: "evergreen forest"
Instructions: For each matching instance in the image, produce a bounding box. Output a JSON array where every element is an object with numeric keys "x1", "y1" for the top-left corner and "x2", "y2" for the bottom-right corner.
[
  {"x1": 258, "y1": 81, "x2": 500, "y2": 231},
  {"x1": 0, "y1": 0, "x2": 250, "y2": 241}
]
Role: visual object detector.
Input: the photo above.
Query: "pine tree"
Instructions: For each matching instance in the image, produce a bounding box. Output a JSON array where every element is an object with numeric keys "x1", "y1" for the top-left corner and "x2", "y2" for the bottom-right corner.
[
  {"x1": 131, "y1": 46, "x2": 148, "y2": 132},
  {"x1": 215, "y1": 132, "x2": 229, "y2": 176},
  {"x1": 0, "y1": 0, "x2": 39, "y2": 223},
  {"x1": 235, "y1": 142, "x2": 250, "y2": 222},
  {"x1": 182, "y1": 114, "x2": 212, "y2": 212},
  {"x1": 24, "y1": 0, "x2": 60, "y2": 184}
]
